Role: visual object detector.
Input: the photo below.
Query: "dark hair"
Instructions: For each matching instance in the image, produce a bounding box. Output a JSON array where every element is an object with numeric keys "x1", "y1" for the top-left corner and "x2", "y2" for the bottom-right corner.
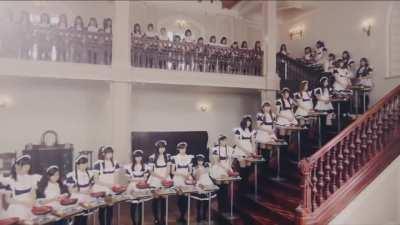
[
  {"x1": 154, "y1": 144, "x2": 168, "y2": 166},
  {"x1": 360, "y1": 57, "x2": 369, "y2": 67},
  {"x1": 133, "y1": 23, "x2": 141, "y2": 34},
  {"x1": 209, "y1": 35, "x2": 216, "y2": 43},
  {"x1": 231, "y1": 41, "x2": 238, "y2": 49},
  {"x1": 37, "y1": 167, "x2": 69, "y2": 199},
  {"x1": 147, "y1": 23, "x2": 154, "y2": 29},
  {"x1": 185, "y1": 29, "x2": 192, "y2": 37},
  {"x1": 299, "y1": 81, "x2": 309, "y2": 96},
  {"x1": 74, "y1": 16, "x2": 84, "y2": 29},
  {"x1": 197, "y1": 37, "x2": 204, "y2": 43},
  {"x1": 305, "y1": 46, "x2": 312, "y2": 53},
  {"x1": 74, "y1": 157, "x2": 91, "y2": 191},
  {"x1": 220, "y1": 36, "x2": 227, "y2": 44},
  {"x1": 192, "y1": 156, "x2": 208, "y2": 168},
  {"x1": 103, "y1": 18, "x2": 112, "y2": 32},
  {"x1": 280, "y1": 44, "x2": 287, "y2": 52},
  {"x1": 131, "y1": 153, "x2": 145, "y2": 172},
  {"x1": 319, "y1": 77, "x2": 330, "y2": 95},
  {"x1": 98, "y1": 146, "x2": 115, "y2": 167},
  {"x1": 11, "y1": 157, "x2": 32, "y2": 181},
  {"x1": 88, "y1": 17, "x2": 97, "y2": 27},
  {"x1": 342, "y1": 51, "x2": 350, "y2": 59},
  {"x1": 240, "y1": 117, "x2": 253, "y2": 132},
  {"x1": 316, "y1": 40, "x2": 325, "y2": 48},
  {"x1": 328, "y1": 53, "x2": 336, "y2": 59},
  {"x1": 241, "y1": 41, "x2": 248, "y2": 48},
  {"x1": 261, "y1": 102, "x2": 274, "y2": 121},
  {"x1": 280, "y1": 89, "x2": 291, "y2": 110}
]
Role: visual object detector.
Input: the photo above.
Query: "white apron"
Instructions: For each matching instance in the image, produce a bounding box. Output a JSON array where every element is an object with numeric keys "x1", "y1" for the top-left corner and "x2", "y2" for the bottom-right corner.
[
  {"x1": 172, "y1": 154, "x2": 194, "y2": 187},
  {"x1": 5, "y1": 174, "x2": 41, "y2": 220},
  {"x1": 210, "y1": 144, "x2": 234, "y2": 179},
  {"x1": 295, "y1": 91, "x2": 314, "y2": 117},
  {"x1": 233, "y1": 128, "x2": 256, "y2": 156},
  {"x1": 314, "y1": 87, "x2": 334, "y2": 111},
  {"x1": 65, "y1": 170, "x2": 95, "y2": 203},
  {"x1": 255, "y1": 112, "x2": 277, "y2": 143},
  {"x1": 93, "y1": 160, "x2": 120, "y2": 193},
  {"x1": 333, "y1": 68, "x2": 352, "y2": 92},
  {"x1": 276, "y1": 98, "x2": 298, "y2": 126},
  {"x1": 147, "y1": 154, "x2": 171, "y2": 188},
  {"x1": 125, "y1": 163, "x2": 148, "y2": 192},
  {"x1": 195, "y1": 166, "x2": 214, "y2": 186}
]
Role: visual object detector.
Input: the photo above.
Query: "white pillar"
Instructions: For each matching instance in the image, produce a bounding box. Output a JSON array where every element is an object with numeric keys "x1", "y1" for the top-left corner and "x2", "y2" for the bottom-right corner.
[
  {"x1": 112, "y1": 1, "x2": 131, "y2": 76},
  {"x1": 109, "y1": 1, "x2": 132, "y2": 163},
  {"x1": 110, "y1": 82, "x2": 132, "y2": 163},
  {"x1": 261, "y1": 0, "x2": 280, "y2": 103}
]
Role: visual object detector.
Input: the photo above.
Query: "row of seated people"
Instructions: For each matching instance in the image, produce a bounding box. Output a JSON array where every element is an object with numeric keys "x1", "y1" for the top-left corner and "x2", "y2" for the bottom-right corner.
[
  {"x1": 131, "y1": 23, "x2": 263, "y2": 76},
  {"x1": 0, "y1": 11, "x2": 112, "y2": 65}
]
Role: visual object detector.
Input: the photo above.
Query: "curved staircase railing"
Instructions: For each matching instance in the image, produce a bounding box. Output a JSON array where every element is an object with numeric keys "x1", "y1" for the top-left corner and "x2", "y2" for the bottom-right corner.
[{"x1": 296, "y1": 85, "x2": 400, "y2": 225}]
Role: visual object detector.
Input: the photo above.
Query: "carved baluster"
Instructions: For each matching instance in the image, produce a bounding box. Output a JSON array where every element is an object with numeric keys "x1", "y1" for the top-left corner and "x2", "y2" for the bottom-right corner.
[
  {"x1": 382, "y1": 104, "x2": 390, "y2": 146},
  {"x1": 296, "y1": 159, "x2": 314, "y2": 224},
  {"x1": 317, "y1": 158, "x2": 325, "y2": 205},
  {"x1": 348, "y1": 131, "x2": 356, "y2": 176},
  {"x1": 371, "y1": 115, "x2": 379, "y2": 156},
  {"x1": 355, "y1": 125, "x2": 363, "y2": 169},
  {"x1": 311, "y1": 162, "x2": 318, "y2": 210},
  {"x1": 387, "y1": 100, "x2": 395, "y2": 138},
  {"x1": 337, "y1": 140, "x2": 345, "y2": 188},
  {"x1": 324, "y1": 152, "x2": 331, "y2": 199},
  {"x1": 377, "y1": 110, "x2": 384, "y2": 151},
  {"x1": 366, "y1": 118, "x2": 373, "y2": 161},
  {"x1": 330, "y1": 145, "x2": 338, "y2": 193},
  {"x1": 343, "y1": 137, "x2": 350, "y2": 182},
  {"x1": 360, "y1": 121, "x2": 369, "y2": 163}
]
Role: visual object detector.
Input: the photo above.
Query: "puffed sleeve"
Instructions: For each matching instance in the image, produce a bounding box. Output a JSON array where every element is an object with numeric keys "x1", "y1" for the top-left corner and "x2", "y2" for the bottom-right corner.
[
  {"x1": 65, "y1": 172, "x2": 77, "y2": 188},
  {"x1": 276, "y1": 100, "x2": 282, "y2": 113},
  {"x1": 233, "y1": 128, "x2": 241, "y2": 137},
  {"x1": 93, "y1": 161, "x2": 102, "y2": 173},
  {"x1": 256, "y1": 112, "x2": 263, "y2": 122},
  {"x1": 314, "y1": 88, "x2": 321, "y2": 96},
  {"x1": 294, "y1": 92, "x2": 301, "y2": 100}
]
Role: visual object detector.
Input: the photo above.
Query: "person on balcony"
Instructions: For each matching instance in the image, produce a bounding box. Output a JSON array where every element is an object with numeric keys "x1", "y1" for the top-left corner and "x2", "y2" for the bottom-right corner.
[
  {"x1": 219, "y1": 36, "x2": 228, "y2": 73},
  {"x1": 230, "y1": 41, "x2": 240, "y2": 74},
  {"x1": 144, "y1": 23, "x2": 157, "y2": 39},
  {"x1": 207, "y1": 35, "x2": 217, "y2": 72},
  {"x1": 17, "y1": 11, "x2": 32, "y2": 60},
  {"x1": 87, "y1": 17, "x2": 99, "y2": 64},
  {"x1": 355, "y1": 57, "x2": 373, "y2": 113},
  {"x1": 241, "y1": 41, "x2": 249, "y2": 74},
  {"x1": 55, "y1": 14, "x2": 68, "y2": 62},
  {"x1": 70, "y1": 16, "x2": 85, "y2": 63},
  {"x1": 208, "y1": 35, "x2": 217, "y2": 46},
  {"x1": 36, "y1": 13, "x2": 52, "y2": 61},
  {"x1": 183, "y1": 29, "x2": 194, "y2": 43},
  {"x1": 132, "y1": 23, "x2": 142, "y2": 38},
  {"x1": 254, "y1": 41, "x2": 263, "y2": 76},
  {"x1": 158, "y1": 27, "x2": 169, "y2": 41},
  {"x1": 196, "y1": 37, "x2": 206, "y2": 72}
]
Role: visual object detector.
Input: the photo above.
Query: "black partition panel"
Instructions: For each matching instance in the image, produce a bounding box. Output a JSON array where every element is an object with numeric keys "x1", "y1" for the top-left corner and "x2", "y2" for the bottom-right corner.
[{"x1": 131, "y1": 131, "x2": 209, "y2": 160}]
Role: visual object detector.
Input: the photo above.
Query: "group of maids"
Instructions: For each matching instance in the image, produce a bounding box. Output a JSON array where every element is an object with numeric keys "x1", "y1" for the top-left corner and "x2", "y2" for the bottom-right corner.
[{"x1": 0, "y1": 142, "x2": 230, "y2": 225}]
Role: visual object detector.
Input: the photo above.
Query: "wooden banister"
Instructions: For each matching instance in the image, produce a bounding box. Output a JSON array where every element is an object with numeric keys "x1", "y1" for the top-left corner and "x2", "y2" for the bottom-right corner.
[{"x1": 296, "y1": 85, "x2": 400, "y2": 225}]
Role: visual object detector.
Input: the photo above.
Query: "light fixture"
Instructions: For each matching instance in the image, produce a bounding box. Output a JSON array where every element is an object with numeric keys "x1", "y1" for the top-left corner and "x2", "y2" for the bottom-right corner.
[
  {"x1": 176, "y1": 19, "x2": 189, "y2": 30},
  {"x1": 0, "y1": 95, "x2": 13, "y2": 109},
  {"x1": 289, "y1": 25, "x2": 305, "y2": 40},
  {"x1": 362, "y1": 19, "x2": 373, "y2": 37},
  {"x1": 197, "y1": 102, "x2": 210, "y2": 112}
]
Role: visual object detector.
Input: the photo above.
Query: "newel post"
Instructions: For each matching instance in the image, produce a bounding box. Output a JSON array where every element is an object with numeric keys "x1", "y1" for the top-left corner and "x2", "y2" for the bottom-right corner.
[{"x1": 296, "y1": 158, "x2": 314, "y2": 225}]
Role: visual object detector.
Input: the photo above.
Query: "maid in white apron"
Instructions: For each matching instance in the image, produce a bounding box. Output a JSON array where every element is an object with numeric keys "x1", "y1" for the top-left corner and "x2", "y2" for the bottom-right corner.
[
  {"x1": 37, "y1": 165, "x2": 70, "y2": 225},
  {"x1": 65, "y1": 155, "x2": 96, "y2": 225},
  {"x1": 314, "y1": 76, "x2": 335, "y2": 125},
  {"x1": 191, "y1": 154, "x2": 217, "y2": 223},
  {"x1": 171, "y1": 142, "x2": 194, "y2": 224},
  {"x1": 333, "y1": 59, "x2": 353, "y2": 95},
  {"x1": 355, "y1": 58, "x2": 373, "y2": 113},
  {"x1": 210, "y1": 135, "x2": 235, "y2": 180},
  {"x1": 233, "y1": 115, "x2": 257, "y2": 167},
  {"x1": 93, "y1": 146, "x2": 120, "y2": 225},
  {"x1": 0, "y1": 176, "x2": 9, "y2": 219},
  {"x1": 276, "y1": 88, "x2": 298, "y2": 127},
  {"x1": 147, "y1": 140, "x2": 171, "y2": 225},
  {"x1": 125, "y1": 150, "x2": 149, "y2": 225},
  {"x1": 4, "y1": 155, "x2": 41, "y2": 222},
  {"x1": 256, "y1": 101, "x2": 278, "y2": 145},
  {"x1": 295, "y1": 81, "x2": 315, "y2": 127}
]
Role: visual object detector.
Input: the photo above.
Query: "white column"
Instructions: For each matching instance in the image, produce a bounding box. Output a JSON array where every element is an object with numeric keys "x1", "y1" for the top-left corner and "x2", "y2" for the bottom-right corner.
[
  {"x1": 110, "y1": 82, "x2": 132, "y2": 163},
  {"x1": 261, "y1": 1, "x2": 280, "y2": 103},
  {"x1": 112, "y1": 1, "x2": 131, "y2": 78},
  {"x1": 109, "y1": 1, "x2": 132, "y2": 163}
]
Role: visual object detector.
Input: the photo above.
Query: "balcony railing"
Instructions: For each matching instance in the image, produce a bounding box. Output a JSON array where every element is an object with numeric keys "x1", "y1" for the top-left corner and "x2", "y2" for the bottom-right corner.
[
  {"x1": 131, "y1": 36, "x2": 263, "y2": 76},
  {"x1": 0, "y1": 24, "x2": 112, "y2": 65}
]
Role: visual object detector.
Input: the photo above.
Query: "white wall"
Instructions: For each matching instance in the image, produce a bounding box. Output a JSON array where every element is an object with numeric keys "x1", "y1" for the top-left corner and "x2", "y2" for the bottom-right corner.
[
  {"x1": 131, "y1": 85, "x2": 260, "y2": 148},
  {"x1": 329, "y1": 155, "x2": 400, "y2": 225},
  {"x1": 0, "y1": 77, "x2": 111, "y2": 155},
  {"x1": 278, "y1": 1, "x2": 400, "y2": 104},
  {"x1": 130, "y1": 1, "x2": 261, "y2": 46}
]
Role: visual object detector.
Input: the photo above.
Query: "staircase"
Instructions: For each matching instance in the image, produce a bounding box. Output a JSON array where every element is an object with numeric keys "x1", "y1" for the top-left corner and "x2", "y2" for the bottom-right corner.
[{"x1": 216, "y1": 85, "x2": 400, "y2": 225}]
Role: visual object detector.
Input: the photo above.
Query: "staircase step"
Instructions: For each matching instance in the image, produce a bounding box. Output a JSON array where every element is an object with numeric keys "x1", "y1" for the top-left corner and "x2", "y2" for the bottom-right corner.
[
  {"x1": 253, "y1": 184, "x2": 301, "y2": 209},
  {"x1": 241, "y1": 194, "x2": 296, "y2": 225}
]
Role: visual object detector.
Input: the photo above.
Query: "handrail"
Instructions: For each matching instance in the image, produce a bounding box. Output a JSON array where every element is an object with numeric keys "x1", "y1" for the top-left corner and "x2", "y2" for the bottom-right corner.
[{"x1": 296, "y1": 84, "x2": 400, "y2": 225}]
